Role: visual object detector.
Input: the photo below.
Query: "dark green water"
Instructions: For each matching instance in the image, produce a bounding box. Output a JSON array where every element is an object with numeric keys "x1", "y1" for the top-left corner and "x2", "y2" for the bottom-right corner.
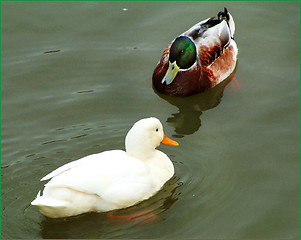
[{"x1": 1, "y1": 1, "x2": 300, "y2": 239}]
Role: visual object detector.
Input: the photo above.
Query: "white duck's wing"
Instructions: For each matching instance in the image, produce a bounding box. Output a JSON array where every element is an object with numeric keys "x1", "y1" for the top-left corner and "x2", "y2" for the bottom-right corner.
[
  {"x1": 41, "y1": 154, "x2": 97, "y2": 181},
  {"x1": 43, "y1": 150, "x2": 155, "y2": 207}
]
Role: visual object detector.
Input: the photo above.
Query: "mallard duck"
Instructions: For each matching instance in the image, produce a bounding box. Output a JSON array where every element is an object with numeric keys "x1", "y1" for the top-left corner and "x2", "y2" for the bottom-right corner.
[
  {"x1": 31, "y1": 117, "x2": 179, "y2": 218},
  {"x1": 152, "y1": 8, "x2": 238, "y2": 97}
]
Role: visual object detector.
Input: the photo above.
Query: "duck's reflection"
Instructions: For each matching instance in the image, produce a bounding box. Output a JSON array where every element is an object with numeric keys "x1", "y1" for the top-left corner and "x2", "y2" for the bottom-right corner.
[
  {"x1": 40, "y1": 177, "x2": 181, "y2": 239},
  {"x1": 154, "y1": 74, "x2": 236, "y2": 137}
]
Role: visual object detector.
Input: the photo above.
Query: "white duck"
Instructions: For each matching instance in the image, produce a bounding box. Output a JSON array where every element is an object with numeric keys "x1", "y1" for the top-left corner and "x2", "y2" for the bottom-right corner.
[{"x1": 31, "y1": 117, "x2": 179, "y2": 218}]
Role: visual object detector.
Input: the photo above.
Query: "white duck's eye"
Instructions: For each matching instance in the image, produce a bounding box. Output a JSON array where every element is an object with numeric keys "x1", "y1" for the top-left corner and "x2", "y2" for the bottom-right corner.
[{"x1": 155, "y1": 128, "x2": 159, "y2": 132}]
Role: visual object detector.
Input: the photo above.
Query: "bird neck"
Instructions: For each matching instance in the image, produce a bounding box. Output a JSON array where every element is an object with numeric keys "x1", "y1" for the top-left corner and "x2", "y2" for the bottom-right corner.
[
  {"x1": 126, "y1": 147, "x2": 174, "y2": 187},
  {"x1": 126, "y1": 145, "x2": 156, "y2": 161}
]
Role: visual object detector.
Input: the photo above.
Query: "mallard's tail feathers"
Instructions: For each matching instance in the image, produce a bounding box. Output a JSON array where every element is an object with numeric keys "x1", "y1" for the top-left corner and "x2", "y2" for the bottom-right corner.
[{"x1": 218, "y1": 7, "x2": 235, "y2": 37}]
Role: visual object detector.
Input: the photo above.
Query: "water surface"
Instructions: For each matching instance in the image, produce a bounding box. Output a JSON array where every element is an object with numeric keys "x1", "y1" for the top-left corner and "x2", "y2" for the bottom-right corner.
[{"x1": 1, "y1": 1, "x2": 300, "y2": 239}]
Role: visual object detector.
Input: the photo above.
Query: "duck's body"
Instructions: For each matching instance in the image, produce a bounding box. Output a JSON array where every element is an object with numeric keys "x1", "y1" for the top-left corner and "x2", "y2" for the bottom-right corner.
[
  {"x1": 152, "y1": 8, "x2": 238, "y2": 97},
  {"x1": 31, "y1": 118, "x2": 178, "y2": 218}
]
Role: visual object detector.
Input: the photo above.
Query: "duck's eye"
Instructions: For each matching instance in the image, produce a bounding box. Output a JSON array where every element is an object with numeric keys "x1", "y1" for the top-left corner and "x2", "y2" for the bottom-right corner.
[{"x1": 155, "y1": 128, "x2": 159, "y2": 132}]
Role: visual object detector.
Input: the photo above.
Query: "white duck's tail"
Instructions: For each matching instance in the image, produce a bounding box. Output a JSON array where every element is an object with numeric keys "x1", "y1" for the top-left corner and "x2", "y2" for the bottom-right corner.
[
  {"x1": 31, "y1": 191, "x2": 68, "y2": 207},
  {"x1": 31, "y1": 191, "x2": 70, "y2": 218}
]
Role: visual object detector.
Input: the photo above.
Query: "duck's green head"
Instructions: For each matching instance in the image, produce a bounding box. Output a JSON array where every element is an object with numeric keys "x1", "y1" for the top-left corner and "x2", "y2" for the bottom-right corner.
[{"x1": 162, "y1": 36, "x2": 196, "y2": 85}]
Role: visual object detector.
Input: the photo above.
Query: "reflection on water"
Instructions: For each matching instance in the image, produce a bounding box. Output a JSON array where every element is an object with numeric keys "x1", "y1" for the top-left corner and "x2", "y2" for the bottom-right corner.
[
  {"x1": 40, "y1": 177, "x2": 182, "y2": 238},
  {"x1": 155, "y1": 72, "x2": 236, "y2": 137}
]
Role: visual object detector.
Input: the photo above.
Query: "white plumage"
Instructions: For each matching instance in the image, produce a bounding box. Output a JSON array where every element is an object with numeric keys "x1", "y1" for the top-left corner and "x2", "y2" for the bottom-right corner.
[{"x1": 31, "y1": 117, "x2": 178, "y2": 218}]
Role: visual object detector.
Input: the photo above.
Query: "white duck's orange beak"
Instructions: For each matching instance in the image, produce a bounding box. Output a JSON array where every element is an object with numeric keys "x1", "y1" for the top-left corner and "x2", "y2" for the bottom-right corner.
[{"x1": 161, "y1": 134, "x2": 179, "y2": 146}]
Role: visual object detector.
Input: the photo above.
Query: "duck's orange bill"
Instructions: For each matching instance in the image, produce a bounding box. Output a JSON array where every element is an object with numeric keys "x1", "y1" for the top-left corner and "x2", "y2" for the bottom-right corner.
[{"x1": 160, "y1": 134, "x2": 179, "y2": 146}]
